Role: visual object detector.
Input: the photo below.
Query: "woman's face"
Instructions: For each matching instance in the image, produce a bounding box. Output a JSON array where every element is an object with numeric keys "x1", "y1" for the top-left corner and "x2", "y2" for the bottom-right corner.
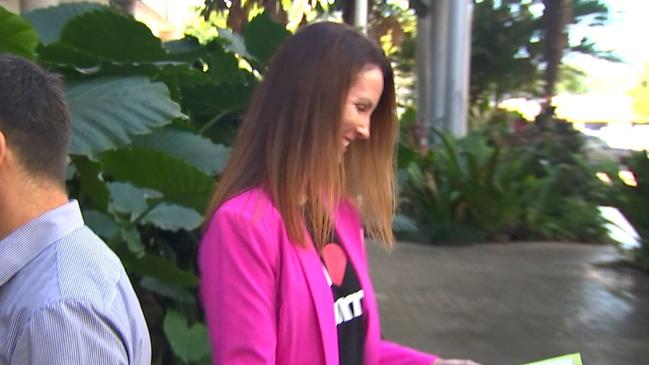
[{"x1": 341, "y1": 65, "x2": 384, "y2": 153}]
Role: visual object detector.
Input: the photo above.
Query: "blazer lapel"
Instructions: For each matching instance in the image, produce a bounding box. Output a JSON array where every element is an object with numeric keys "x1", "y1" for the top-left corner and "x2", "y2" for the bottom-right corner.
[
  {"x1": 334, "y1": 203, "x2": 381, "y2": 365},
  {"x1": 295, "y1": 232, "x2": 339, "y2": 365}
]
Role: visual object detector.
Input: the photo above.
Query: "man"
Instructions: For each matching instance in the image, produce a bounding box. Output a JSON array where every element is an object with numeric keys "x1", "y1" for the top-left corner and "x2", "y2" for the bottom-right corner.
[{"x1": 0, "y1": 54, "x2": 151, "y2": 364}]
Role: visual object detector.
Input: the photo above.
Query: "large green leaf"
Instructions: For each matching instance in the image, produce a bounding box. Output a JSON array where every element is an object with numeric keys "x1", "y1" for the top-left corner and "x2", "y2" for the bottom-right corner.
[
  {"x1": 120, "y1": 225, "x2": 145, "y2": 256},
  {"x1": 107, "y1": 182, "x2": 162, "y2": 221},
  {"x1": 100, "y1": 147, "x2": 214, "y2": 213},
  {"x1": 66, "y1": 77, "x2": 184, "y2": 156},
  {"x1": 83, "y1": 209, "x2": 119, "y2": 241},
  {"x1": 217, "y1": 28, "x2": 251, "y2": 59},
  {"x1": 122, "y1": 252, "x2": 199, "y2": 288},
  {"x1": 181, "y1": 82, "x2": 254, "y2": 121},
  {"x1": 0, "y1": 6, "x2": 38, "y2": 58},
  {"x1": 205, "y1": 40, "x2": 241, "y2": 83},
  {"x1": 139, "y1": 277, "x2": 195, "y2": 304},
  {"x1": 163, "y1": 36, "x2": 210, "y2": 63},
  {"x1": 163, "y1": 310, "x2": 211, "y2": 363},
  {"x1": 23, "y1": 2, "x2": 104, "y2": 45},
  {"x1": 73, "y1": 156, "x2": 109, "y2": 210},
  {"x1": 141, "y1": 203, "x2": 203, "y2": 232},
  {"x1": 58, "y1": 8, "x2": 166, "y2": 63},
  {"x1": 36, "y1": 41, "x2": 100, "y2": 68},
  {"x1": 244, "y1": 12, "x2": 290, "y2": 66},
  {"x1": 154, "y1": 65, "x2": 209, "y2": 104},
  {"x1": 133, "y1": 129, "x2": 230, "y2": 175},
  {"x1": 164, "y1": 36, "x2": 203, "y2": 54}
]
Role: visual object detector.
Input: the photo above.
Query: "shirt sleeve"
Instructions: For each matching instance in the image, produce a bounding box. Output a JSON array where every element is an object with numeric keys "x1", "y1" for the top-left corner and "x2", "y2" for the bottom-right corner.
[
  {"x1": 199, "y1": 207, "x2": 279, "y2": 365},
  {"x1": 11, "y1": 299, "x2": 128, "y2": 365}
]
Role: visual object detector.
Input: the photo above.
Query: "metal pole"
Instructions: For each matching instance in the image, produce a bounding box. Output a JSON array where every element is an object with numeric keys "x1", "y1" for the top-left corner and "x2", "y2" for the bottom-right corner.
[
  {"x1": 430, "y1": 0, "x2": 450, "y2": 135},
  {"x1": 354, "y1": 0, "x2": 368, "y2": 33},
  {"x1": 416, "y1": 15, "x2": 433, "y2": 148},
  {"x1": 445, "y1": 0, "x2": 472, "y2": 137},
  {"x1": 417, "y1": 0, "x2": 451, "y2": 145}
]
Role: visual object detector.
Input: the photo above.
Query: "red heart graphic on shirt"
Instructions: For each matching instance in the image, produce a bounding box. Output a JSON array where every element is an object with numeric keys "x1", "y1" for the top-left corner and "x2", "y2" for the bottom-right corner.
[{"x1": 321, "y1": 243, "x2": 347, "y2": 286}]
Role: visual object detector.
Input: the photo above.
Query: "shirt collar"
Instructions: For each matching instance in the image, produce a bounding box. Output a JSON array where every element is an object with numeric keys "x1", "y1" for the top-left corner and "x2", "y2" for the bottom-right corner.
[{"x1": 0, "y1": 200, "x2": 85, "y2": 287}]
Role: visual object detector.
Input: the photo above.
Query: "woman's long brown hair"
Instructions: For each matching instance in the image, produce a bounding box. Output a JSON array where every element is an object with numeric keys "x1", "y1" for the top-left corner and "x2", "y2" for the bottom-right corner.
[{"x1": 206, "y1": 21, "x2": 397, "y2": 249}]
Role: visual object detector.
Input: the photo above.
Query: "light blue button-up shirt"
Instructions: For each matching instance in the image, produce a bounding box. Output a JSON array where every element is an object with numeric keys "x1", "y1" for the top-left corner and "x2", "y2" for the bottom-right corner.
[{"x1": 0, "y1": 201, "x2": 151, "y2": 364}]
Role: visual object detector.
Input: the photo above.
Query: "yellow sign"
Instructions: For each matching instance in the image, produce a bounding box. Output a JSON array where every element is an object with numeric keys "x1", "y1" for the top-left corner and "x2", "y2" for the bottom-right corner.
[{"x1": 521, "y1": 353, "x2": 583, "y2": 365}]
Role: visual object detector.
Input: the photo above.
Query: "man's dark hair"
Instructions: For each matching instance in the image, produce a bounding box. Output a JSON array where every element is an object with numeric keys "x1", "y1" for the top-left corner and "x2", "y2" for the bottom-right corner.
[{"x1": 0, "y1": 54, "x2": 71, "y2": 185}]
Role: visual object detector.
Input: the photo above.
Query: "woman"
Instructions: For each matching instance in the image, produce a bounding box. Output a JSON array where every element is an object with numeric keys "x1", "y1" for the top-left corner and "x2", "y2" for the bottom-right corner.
[{"x1": 199, "y1": 21, "x2": 481, "y2": 365}]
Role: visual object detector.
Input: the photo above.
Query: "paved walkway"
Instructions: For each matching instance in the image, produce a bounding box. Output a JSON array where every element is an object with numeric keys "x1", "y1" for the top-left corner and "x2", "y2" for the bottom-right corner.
[{"x1": 368, "y1": 242, "x2": 649, "y2": 365}]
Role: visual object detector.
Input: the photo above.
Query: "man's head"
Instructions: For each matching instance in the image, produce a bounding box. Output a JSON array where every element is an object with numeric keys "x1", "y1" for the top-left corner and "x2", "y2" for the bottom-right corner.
[{"x1": 0, "y1": 54, "x2": 71, "y2": 187}]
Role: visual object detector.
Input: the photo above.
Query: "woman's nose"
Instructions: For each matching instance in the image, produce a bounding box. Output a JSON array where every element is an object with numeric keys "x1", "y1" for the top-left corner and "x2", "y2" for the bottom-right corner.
[{"x1": 356, "y1": 121, "x2": 370, "y2": 140}]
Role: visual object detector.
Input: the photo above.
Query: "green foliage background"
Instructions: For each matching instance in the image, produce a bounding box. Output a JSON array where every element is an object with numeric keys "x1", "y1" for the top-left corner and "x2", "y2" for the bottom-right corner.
[
  {"x1": 1, "y1": 3, "x2": 288, "y2": 363},
  {"x1": 1, "y1": 2, "x2": 647, "y2": 363}
]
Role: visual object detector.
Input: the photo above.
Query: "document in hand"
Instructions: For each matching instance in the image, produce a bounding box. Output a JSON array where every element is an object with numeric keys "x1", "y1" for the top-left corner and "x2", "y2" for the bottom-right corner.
[{"x1": 521, "y1": 353, "x2": 582, "y2": 365}]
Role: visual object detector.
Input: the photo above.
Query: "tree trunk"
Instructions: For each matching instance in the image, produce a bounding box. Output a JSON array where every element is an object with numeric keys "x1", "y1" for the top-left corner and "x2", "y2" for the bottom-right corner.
[
  {"x1": 542, "y1": 0, "x2": 572, "y2": 103},
  {"x1": 342, "y1": 0, "x2": 355, "y2": 25}
]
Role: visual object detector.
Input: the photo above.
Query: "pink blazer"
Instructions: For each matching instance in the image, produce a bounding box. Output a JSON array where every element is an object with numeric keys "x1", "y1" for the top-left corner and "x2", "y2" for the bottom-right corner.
[{"x1": 199, "y1": 188, "x2": 438, "y2": 365}]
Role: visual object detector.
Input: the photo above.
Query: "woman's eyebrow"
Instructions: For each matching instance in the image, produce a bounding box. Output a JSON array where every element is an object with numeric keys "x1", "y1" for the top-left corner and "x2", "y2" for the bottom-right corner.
[{"x1": 354, "y1": 97, "x2": 374, "y2": 107}]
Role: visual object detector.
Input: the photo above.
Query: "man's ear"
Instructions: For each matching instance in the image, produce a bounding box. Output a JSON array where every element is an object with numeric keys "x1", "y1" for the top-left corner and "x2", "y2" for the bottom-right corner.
[{"x1": 0, "y1": 131, "x2": 6, "y2": 169}]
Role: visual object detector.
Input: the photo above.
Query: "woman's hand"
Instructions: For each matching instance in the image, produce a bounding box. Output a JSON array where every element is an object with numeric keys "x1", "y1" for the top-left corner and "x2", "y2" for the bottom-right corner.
[{"x1": 433, "y1": 358, "x2": 483, "y2": 365}]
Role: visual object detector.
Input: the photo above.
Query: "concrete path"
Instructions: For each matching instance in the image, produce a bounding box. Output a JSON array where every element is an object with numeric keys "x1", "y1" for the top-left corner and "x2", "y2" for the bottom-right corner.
[{"x1": 368, "y1": 242, "x2": 649, "y2": 365}]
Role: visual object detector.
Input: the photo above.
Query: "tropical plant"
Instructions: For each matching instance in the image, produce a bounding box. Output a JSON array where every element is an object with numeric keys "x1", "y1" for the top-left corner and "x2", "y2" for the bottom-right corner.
[
  {"x1": 609, "y1": 151, "x2": 649, "y2": 271},
  {"x1": 1, "y1": 3, "x2": 289, "y2": 363},
  {"x1": 469, "y1": 0, "x2": 611, "y2": 112},
  {"x1": 490, "y1": 109, "x2": 612, "y2": 242},
  {"x1": 399, "y1": 130, "x2": 537, "y2": 243},
  {"x1": 398, "y1": 107, "x2": 613, "y2": 244},
  {"x1": 0, "y1": 6, "x2": 38, "y2": 57},
  {"x1": 200, "y1": 0, "x2": 331, "y2": 32},
  {"x1": 541, "y1": 0, "x2": 572, "y2": 101}
]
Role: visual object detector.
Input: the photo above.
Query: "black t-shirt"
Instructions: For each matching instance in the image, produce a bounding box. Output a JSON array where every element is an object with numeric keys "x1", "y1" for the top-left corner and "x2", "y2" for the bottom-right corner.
[{"x1": 320, "y1": 240, "x2": 366, "y2": 365}]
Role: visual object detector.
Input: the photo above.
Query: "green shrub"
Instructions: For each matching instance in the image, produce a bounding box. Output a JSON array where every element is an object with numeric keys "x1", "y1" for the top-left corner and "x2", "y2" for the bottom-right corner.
[
  {"x1": 610, "y1": 150, "x2": 649, "y2": 271},
  {"x1": 398, "y1": 109, "x2": 613, "y2": 244},
  {"x1": 399, "y1": 130, "x2": 536, "y2": 243},
  {"x1": 503, "y1": 110, "x2": 613, "y2": 242},
  {"x1": 1, "y1": 4, "x2": 288, "y2": 363}
]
